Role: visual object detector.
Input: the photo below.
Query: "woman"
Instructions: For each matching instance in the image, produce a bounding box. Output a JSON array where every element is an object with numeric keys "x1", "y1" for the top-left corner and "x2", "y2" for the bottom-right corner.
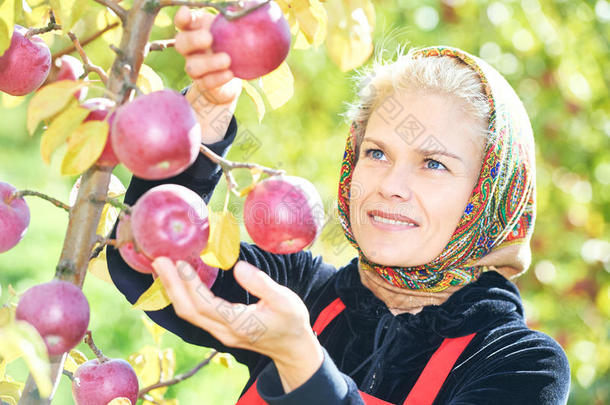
[{"x1": 106, "y1": 7, "x2": 570, "y2": 404}]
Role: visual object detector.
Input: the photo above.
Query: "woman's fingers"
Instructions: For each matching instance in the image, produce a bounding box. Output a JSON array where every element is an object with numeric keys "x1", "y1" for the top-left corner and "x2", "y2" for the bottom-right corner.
[
  {"x1": 233, "y1": 261, "x2": 287, "y2": 307},
  {"x1": 185, "y1": 52, "x2": 231, "y2": 78},
  {"x1": 174, "y1": 6, "x2": 215, "y2": 32},
  {"x1": 174, "y1": 29, "x2": 213, "y2": 56}
]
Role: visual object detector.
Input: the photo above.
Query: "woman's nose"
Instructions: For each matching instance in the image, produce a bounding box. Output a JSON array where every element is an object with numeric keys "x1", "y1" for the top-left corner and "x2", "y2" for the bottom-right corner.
[{"x1": 378, "y1": 165, "x2": 413, "y2": 200}]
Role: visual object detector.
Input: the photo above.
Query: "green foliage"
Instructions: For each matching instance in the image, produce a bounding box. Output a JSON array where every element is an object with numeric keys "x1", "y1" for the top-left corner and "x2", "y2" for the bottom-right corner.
[{"x1": 1, "y1": 0, "x2": 608, "y2": 404}]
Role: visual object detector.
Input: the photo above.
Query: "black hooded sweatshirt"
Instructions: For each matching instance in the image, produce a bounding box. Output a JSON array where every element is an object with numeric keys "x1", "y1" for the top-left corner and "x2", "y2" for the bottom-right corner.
[{"x1": 106, "y1": 117, "x2": 571, "y2": 404}]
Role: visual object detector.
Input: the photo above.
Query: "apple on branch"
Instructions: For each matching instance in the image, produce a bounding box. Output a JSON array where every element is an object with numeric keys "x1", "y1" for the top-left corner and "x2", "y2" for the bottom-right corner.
[
  {"x1": 51, "y1": 54, "x2": 89, "y2": 100},
  {"x1": 111, "y1": 89, "x2": 201, "y2": 180},
  {"x1": 15, "y1": 280, "x2": 90, "y2": 356},
  {"x1": 0, "y1": 25, "x2": 51, "y2": 96},
  {"x1": 0, "y1": 182, "x2": 31, "y2": 254},
  {"x1": 81, "y1": 97, "x2": 120, "y2": 168},
  {"x1": 72, "y1": 358, "x2": 139, "y2": 405},
  {"x1": 244, "y1": 175, "x2": 325, "y2": 254},
  {"x1": 211, "y1": 0, "x2": 291, "y2": 80}
]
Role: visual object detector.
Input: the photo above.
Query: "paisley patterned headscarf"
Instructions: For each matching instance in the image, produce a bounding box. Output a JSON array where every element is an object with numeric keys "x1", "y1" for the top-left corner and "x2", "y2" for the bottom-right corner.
[{"x1": 337, "y1": 46, "x2": 536, "y2": 292}]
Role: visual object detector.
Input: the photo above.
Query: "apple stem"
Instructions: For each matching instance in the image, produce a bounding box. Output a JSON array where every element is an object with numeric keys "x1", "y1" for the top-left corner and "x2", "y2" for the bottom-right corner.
[
  {"x1": 67, "y1": 32, "x2": 109, "y2": 86},
  {"x1": 92, "y1": 0, "x2": 128, "y2": 23},
  {"x1": 61, "y1": 370, "x2": 74, "y2": 382},
  {"x1": 6, "y1": 190, "x2": 71, "y2": 212},
  {"x1": 25, "y1": 11, "x2": 63, "y2": 39},
  {"x1": 52, "y1": 22, "x2": 121, "y2": 59},
  {"x1": 84, "y1": 331, "x2": 110, "y2": 363},
  {"x1": 89, "y1": 235, "x2": 118, "y2": 261},
  {"x1": 138, "y1": 350, "x2": 218, "y2": 398},
  {"x1": 89, "y1": 195, "x2": 133, "y2": 215}
]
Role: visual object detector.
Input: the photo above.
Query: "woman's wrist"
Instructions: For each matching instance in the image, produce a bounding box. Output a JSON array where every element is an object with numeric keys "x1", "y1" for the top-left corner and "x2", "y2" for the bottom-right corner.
[
  {"x1": 271, "y1": 330, "x2": 324, "y2": 394},
  {"x1": 185, "y1": 84, "x2": 238, "y2": 145}
]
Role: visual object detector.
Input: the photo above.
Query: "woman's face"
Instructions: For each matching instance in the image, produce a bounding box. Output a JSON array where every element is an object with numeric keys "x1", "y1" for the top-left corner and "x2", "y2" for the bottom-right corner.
[{"x1": 350, "y1": 90, "x2": 485, "y2": 267}]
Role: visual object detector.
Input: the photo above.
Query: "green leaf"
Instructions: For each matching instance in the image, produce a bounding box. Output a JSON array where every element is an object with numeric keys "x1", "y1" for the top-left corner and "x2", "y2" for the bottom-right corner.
[
  {"x1": 200, "y1": 210, "x2": 240, "y2": 270},
  {"x1": 0, "y1": 0, "x2": 15, "y2": 55},
  {"x1": 0, "y1": 321, "x2": 52, "y2": 398},
  {"x1": 0, "y1": 380, "x2": 24, "y2": 405},
  {"x1": 60, "y1": 120, "x2": 109, "y2": 176},
  {"x1": 242, "y1": 81, "x2": 265, "y2": 122},
  {"x1": 133, "y1": 278, "x2": 171, "y2": 311},
  {"x1": 40, "y1": 103, "x2": 90, "y2": 164},
  {"x1": 27, "y1": 80, "x2": 86, "y2": 135},
  {"x1": 259, "y1": 61, "x2": 294, "y2": 110}
]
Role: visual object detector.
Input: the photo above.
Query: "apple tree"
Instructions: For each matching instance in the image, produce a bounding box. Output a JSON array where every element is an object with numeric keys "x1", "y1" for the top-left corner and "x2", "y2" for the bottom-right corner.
[{"x1": 0, "y1": 0, "x2": 375, "y2": 404}]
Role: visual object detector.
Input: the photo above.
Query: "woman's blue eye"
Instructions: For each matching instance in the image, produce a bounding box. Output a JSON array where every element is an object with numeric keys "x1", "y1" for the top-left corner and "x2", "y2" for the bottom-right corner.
[
  {"x1": 365, "y1": 148, "x2": 386, "y2": 160},
  {"x1": 424, "y1": 158, "x2": 447, "y2": 171}
]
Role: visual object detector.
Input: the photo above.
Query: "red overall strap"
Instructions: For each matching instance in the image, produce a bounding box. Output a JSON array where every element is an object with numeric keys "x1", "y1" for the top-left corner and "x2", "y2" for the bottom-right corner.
[
  {"x1": 312, "y1": 298, "x2": 346, "y2": 335},
  {"x1": 402, "y1": 332, "x2": 476, "y2": 405}
]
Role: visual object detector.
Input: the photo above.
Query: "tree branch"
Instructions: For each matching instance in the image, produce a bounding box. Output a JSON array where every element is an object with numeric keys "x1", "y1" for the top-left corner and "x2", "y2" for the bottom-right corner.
[
  {"x1": 158, "y1": 0, "x2": 270, "y2": 20},
  {"x1": 7, "y1": 190, "x2": 71, "y2": 212},
  {"x1": 92, "y1": 0, "x2": 127, "y2": 23},
  {"x1": 67, "y1": 32, "x2": 109, "y2": 85},
  {"x1": 25, "y1": 11, "x2": 62, "y2": 39},
  {"x1": 88, "y1": 195, "x2": 132, "y2": 214},
  {"x1": 145, "y1": 38, "x2": 175, "y2": 56},
  {"x1": 138, "y1": 350, "x2": 218, "y2": 398},
  {"x1": 199, "y1": 144, "x2": 284, "y2": 177},
  {"x1": 89, "y1": 235, "x2": 118, "y2": 261},
  {"x1": 84, "y1": 330, "x2": 110, "y2": 363},
  {"x1": 52, "y1": 22, "x2": 120, "y2": 59}
]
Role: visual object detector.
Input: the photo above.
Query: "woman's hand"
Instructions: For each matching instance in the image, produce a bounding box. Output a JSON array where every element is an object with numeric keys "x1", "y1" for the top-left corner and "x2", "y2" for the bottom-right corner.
[
  {"x1": 174, "y1": 6, "x2": 242, "y2": 106},
  {"x1": 152, "y1": 257, "x2": 324, "y2": 392}
]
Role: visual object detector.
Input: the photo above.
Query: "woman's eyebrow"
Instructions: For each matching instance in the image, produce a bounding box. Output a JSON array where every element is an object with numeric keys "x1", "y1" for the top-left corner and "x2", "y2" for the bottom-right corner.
[{"x1": 415, "y1": 148, "x2": 464, "y2": 163}]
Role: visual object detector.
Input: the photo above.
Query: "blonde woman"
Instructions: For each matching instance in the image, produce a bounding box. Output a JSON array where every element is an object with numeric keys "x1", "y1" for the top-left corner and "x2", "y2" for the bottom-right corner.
[{"x1": 107, "y1": 7, "x2": 570, "y2": 404}]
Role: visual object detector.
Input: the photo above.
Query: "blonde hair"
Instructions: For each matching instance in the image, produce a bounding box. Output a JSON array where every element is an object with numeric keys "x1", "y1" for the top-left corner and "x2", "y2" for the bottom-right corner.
[{"x1": 344, "y1": 46, "x2": 493, "y2": 156}]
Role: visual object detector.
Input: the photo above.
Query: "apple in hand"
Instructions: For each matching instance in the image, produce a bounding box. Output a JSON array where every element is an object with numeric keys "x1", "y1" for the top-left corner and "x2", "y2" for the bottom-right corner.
[
  {"x1": 81, "y1": 98, "x2": 119, "y2": 168},
  {"x1": 0, "y1": 182, "x2": 30, "y2": 253},
  {"x1": 244, "y1": 175, "x2": 325, "y2": 254},
  {"x1": 0, "y1": 25, "x2": 51, "y2": 96},
  {"x1": 16, "y1": 280, "x2": 90, "y2": 356},
  {"x1": 111, "y1": 90, "x2": 201, "y2": 180},
  {"x1": 72, "y1": 358, "x2": 139, "y2": 405},
  {"x1": 130, "y1": 184, "x2": 210, "y2": 261},
  {"x1": 211, "y1": 0, "x2": 291, "y2": 80}
]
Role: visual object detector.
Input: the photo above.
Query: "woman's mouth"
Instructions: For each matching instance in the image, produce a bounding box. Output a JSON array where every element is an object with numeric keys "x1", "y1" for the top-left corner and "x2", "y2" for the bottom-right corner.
[{"x1": 368, "y1": 211, "x2": 419, "y2": 231}]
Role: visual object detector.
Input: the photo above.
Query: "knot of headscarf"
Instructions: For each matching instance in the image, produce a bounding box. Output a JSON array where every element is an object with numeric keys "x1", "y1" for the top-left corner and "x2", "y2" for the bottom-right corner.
[{"x1": 337, "y1": 46, "x2": 537, "y2": 292}]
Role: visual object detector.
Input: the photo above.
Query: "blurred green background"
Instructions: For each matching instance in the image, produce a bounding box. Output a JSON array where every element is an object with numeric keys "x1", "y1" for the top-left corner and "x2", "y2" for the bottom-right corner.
[{"x1": 1, "y1": 0, "x2": 609, "y2": 404}]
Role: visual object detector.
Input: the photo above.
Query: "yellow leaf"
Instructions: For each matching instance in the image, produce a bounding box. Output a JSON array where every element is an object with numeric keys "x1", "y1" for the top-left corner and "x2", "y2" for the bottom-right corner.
[
  {"x1": 87, "y1": 246, "x2": 113, "y2": 284},
  {"x1": 133, "y1": 278, "x2": 171, "y2": 311},
  {"x1": 0, "y1": 93, "x2": 25, "y2": 109},
  {"x1": 0, "y1": 380, "x2": 24, "y2": 405},
  {"x1": 40, "y1": 103, "x2": 90, "y2": 164},
  {"x1": 63, "y1": 349, "x2": 88, "y2": 374},
  {"x1": 242, "y1": 81, "x2": 265, "y2": 122},
  {"x1": 27, "y1": 80, "x2": 86, "y2": 135},
  {"x1": 60, "y1": 120, "x2": 109, "y2": 176},
  {"x1": 238, "y1": 168, "x2": 263, "y2": 197},
  {"x1": 326, "y1": 0, "x2": 375, "y2": 72},
  {"x1": 0, "y1": 321, "x2": 52, "y2": 398},
  {"x1": 259, "y1": 62, "x2": 294, "y2": 110},
  {"x1": 127, "y1": 346, "x2": 175, "y2": 400},
  {"x1": 107, "y1": 398, "x2": 132, "y2": 405},
  {"x1": 155, "y1": 10, "x2": 173, "y2": 27},
  {"x1": 0, "y1": 305, "x2": 15, "y2": 328},
  {"x1": 137, "y1": 64, "x2": 164, "y2": 94},
  {"x1": 293, "y1": 0, "x2": 327, "y2": 46},
  {"x1": 49, "y1": 0, "x2": 88, "y2": 32},
  {"x1": 141, "y1": 316, "x2": 166, "y2": 346},
  {"x1": 211, "y1": 352, "x2": 235, "y2": 369},
  {"x1": 0, "y1": 358, "x2": 5, "y2": 379},
  {"x1": 24, "y1": 4, "x2": 52, "y2": 28},
  {"x1": 0, "y1": 0, "x2": 15, "y2": 55},
  {"x1": 201, "y1": 210, "x2": 240, "y2": 270}
]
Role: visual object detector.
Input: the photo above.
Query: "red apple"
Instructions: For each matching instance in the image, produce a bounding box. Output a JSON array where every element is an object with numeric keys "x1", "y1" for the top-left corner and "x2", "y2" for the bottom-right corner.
[
  {"x1": 130, "y1": 184, "x2": 210, "y2": 261},
  {"x1": 211, "y1": 0, "x2": 291, "y2": 80},
  {"x1": 116, "y1": 215, "x2": 154, "y2": 274},
  {"x1": 72, "y1": 358, "x2": 139, "y2": 405},
  {"x1": 244, "y1": 175, "x2": 325, "y2": 254},
  {"x1": 0, "y1": 182, "x2": 30, "y2": 253},
  {"x1": 55, "y1": 55, "x2": 88, "y2": 100},
  {"x1": 110, "y1": 90, "x2": 201, "y2": 180},
  {"x1": 81, "y1": 98, "x2": 119, "y2": 167},
  {"x1": 15, "y1": 280, "x2": 90, "y2": 356},
  {"x1": 188, "y1": 255, "x2": 219, "y2": 288},
  {"x1": 0, "y1": 25, "x2": 51, "y2": 96}
]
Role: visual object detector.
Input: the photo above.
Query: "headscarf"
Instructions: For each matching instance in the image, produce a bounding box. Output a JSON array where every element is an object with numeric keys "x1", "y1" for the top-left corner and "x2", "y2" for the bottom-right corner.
[{"x1": 337, "y1": 46, "x2": 536, "y2": 292}]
